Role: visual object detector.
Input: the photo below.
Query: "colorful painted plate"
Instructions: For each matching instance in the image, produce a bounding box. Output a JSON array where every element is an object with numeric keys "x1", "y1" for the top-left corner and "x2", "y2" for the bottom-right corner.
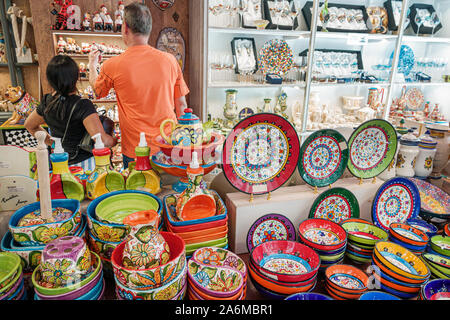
[
  {"x1": 222, "y1": 113, "x2": 300, "y2": 195},
  {"x1": 347, "y1": 119, "x2": 398, "y2": 179},
  {"x1": 309, "y1": 188, "x2": 359, "y2": 224},
  {"x1": 258, "y1": 39, "x2": 293, "y2": 76},
  {"x1": 246, "y1": 213, "x2": 296, "y2": 253},
  {"x1": 372, "y1": 177, "x2": 420, "y2": 231},
  {"x1": 409, "y1": 178, "x2": 450, "y2": 218},
  {"x1": 298, "y1": 129, "x2": 349, "y2": 187},
  {"x1": 404, "y1": 88, "x2": 424, "y2": 111}
]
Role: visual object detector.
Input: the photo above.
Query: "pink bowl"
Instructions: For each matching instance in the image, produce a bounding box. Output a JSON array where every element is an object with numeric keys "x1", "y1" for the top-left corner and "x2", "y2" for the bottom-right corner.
[
  {"x1": 250, "y1": 240, "x2": 320, "y2": 283},
  {"x1": 0, "y1": 273, "x2": 23, "y2": 300},
  {"x1": 298, "y1": 218, "x2": 347, "y2": 251}
]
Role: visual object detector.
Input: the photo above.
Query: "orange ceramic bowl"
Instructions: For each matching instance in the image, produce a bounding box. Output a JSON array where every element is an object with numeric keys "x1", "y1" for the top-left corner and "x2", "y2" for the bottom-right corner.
[
  {"x1": 248, "y1": 265, "x2": 316, "y2": 295},
  {"x1": 325, "y1": 264, "x2": 369, "y2": 294},
  {"x1": 168, "y1": 224, "x2": 228, "y2": 239},
  {"x1": 372, "y1": 273, "x2": 421, "y2": 294},
  {"x1": 165, "y1": 214, "x2": 228, "y2": 233},
  {"x1": 389, "y1": 223, "x2": 429, "y2": 247},
  {"x1": 325, "y1": 283, "x2": 361, "y2": 300},
  {"x1": 371, "y1": 252, "x2": 426, "y2": 285},
  {"x1": 179, "y1": 195, "x2": 217, "y2": 222},
  {"x1": 444, "y1": 223, "x2": 450, "y2": 237},
  {"x1": 182, "y1": 228, "x2": 228, "y2": 245}
]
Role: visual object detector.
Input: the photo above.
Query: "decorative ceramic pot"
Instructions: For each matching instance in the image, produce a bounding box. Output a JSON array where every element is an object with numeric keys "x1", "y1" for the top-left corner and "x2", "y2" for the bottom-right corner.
[
  {"x1": 223, "y1": 90, "x2": 239, "y2": 121},
  {"x1": 396, "y1": 131, "x2": 419, "y2": 177},
  {"x1": 367, "y1": 87, "x2": 384, "y2": 114},
  {"x1": 415, "y1": 132, "x2": 437, "y2": 178},
  {"x1": 263, "y1": 98, "x2": 272, "y2": 113},
  {"x1": 122, "y1": 211, "x2": 170, "y2": 270},
  {"x1": 160, "y1": 108, "x2": 203, "y2": 147},
  {"x1": 427, "y1": 125, "x2": 450, "y2": 180},
  {"x1": 379, "y1": 134, "x2": 401, "y2": 180}
]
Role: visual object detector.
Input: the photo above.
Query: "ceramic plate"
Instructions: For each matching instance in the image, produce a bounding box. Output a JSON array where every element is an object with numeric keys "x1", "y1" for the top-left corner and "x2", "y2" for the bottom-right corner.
[
  {"x1": 347, "y1": 119, "x2": 398, "y2": 179},
  {"x1": 309, "y1": 188, "x2": 359, "y2": 224},
  {"x1": 372, "y1": 177, "x2": 420, "y2": 231},
  {"x1": 404, "y1": 88, "x2": 424, "y2": 111},
  {"x1": 246, "y1": 213, "x2": 296, "y2": 253},
  {"x1": 298, "y1": 129, "x2": 349, "y2": 187},
  {"x1": 409, "y1": 178, "x2": 450, "y2": 218},
  {"x1": 258, "y1": 39, "x2": 293, "y2": 76},
  {"x1": 222, "y1": 113, "x2": 300, "y2": 195}
]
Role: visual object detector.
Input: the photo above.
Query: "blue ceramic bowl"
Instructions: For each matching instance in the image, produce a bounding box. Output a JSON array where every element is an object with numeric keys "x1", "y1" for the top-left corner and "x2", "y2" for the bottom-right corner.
[
  {"x1": 421, "y1": 279, "x2": 450, "y2": 300},
  {"x1": 163, "y1": 191, "x2": 227, "y2": 227},
  {"x1": 76, "y1": 277, "x2": 104, "y2": 300},
  {"x1": 388, "y1": 236, "x2": 427, "y2": 252},
  {"x1": 406, "y1": 218, "x2": 438, "y2": 238},
  {"x1": 359, "y1": 291, "x2": 401, "y2": 300},
  {"x1": 379, "y1": 283, "x2": 418, "y2": 299},
  {"x1": 371, "y1": 264, "x2": 423, "y2": 289},
  {"x1": 285, "y1": 292, "x2": 333, "y2": 300},
  {"x1": 9, "y1": 199, "x2": 81, "y2": 246}
]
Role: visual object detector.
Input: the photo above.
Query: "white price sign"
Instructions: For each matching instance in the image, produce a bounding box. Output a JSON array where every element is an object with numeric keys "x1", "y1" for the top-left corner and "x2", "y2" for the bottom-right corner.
[{"x1": 347, "y1": 34, "x2": 369, "y2": 46}]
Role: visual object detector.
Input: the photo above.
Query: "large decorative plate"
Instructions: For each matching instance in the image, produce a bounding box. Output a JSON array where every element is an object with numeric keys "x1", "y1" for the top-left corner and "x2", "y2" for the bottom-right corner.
[
  {"x1": 156, "y1": 27, "x2": 186, "y2": 72},
  {"x1": 222, "y1": 113, "x2": 300, "y2": 195},
  {"x1": 390, "y1": 45, "x2": 415, "y2": 76},
  {"x1": 258, "y1": 39, "x2": 293, "y2": 76},
  {"x1": 404, "y1": 88, "x2": 424, "y2": 111},
  {"x1": 347, "y1": 119, "x2": 398, "y2": 179},
  {"x1": 298, "y1": 129, "x2": 349, "y2": 187},
  {"x1": 246, "y1": 213, "x2": 296, "y2": 253},
  {"x1": 372, "y1": 177, "x2": 420, "y2": 231},
  {"x1": 309, "y1": 188, "x2": 360, "y2": 224},
  {"x1": 409, "y1": 178, "x2": 450, "y2": 219}
]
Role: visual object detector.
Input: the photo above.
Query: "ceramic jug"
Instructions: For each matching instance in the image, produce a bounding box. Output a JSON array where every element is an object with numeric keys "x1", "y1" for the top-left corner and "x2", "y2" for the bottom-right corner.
[
  {"x1": 122, "y1": 210, "x2": 170, "y2": 270},
  {"x1": 175, "y1": 152, "x2": 216, "y2": 222},
  {"x1": 160, "y1": 108, "x2": 203, "y2": 147},
  {"x1": 396, "y1": 130, "x2": 419, "y2": 177},
  {"x1": 414, "y1": 131, "x2": 437, "y2": 178},
  {"x1": 223, "y1": 89, "x2": 239, "y2": 121},
  {"x1": 427, "y1": 124, "x2": 450, "y2": 180},
  {"x1": 367, "y1": 87, "x2": 384, "y2": 113}
]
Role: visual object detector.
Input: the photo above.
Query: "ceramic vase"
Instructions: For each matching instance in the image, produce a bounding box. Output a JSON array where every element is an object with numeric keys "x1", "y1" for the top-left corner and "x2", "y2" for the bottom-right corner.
[
  {"x1": 122, "y1": 211, "x2": 170, "y2": 270},
  {"x1": 263, "y1": 98, "x2": 272, "y2": 113},
  {"x1": 396, "y1": 132, "x2": 419, "y2": 177},
  {"x1": 414, "y1": 132, "x2": 437, "y2": 178},
  {"x1": 223, "y1": 89, "x2": 239, "y2": 121},
  {"x1": 428, "y1": 127, "x2": 450, "y2": 180},
  {"x1": 367, "y1": 87, "x2": 384, "y2": 114}
]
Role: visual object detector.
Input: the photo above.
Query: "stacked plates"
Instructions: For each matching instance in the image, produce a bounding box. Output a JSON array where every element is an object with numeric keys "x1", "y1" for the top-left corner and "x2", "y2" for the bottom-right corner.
[
  {"x1": 163, "y1": 192, "x2": 228, "y2": 257},
  {"x1": 324, "y1": 264, "x2": 369, "y2": 300},
  {"x1": 298, "y1": 218, "x2": 347, "y2": 270},
  {"x1": 388, "y1": 223, "x2": 429, "y2": 255},
  {"x1": 371, "y1": 241, "x2": 430, "y2": 299},
  {"x1": 0, "y1": 252, "x2": 26, "y2": 300},
  {"x1": 187, "y1": 247, "x2": 247, "y2": 300},
  {"x1": 405, "y1": 218, "x2": 438, "y2": 238},
  {"x1": 340, "y1": 219, "x2": 388, "y2": 264},
  {"x1": 419, "y1": 279, "x2": 450, "y2": 300},
  {"x1": 420, "y1": 253, "x2": 450, "y2": 279},
  {"x1": 112, "y1": 232, "x2": 187, "y2": 301},
  {"x1": 249, "y1": 240, "x2": 320, "y2": 299}
]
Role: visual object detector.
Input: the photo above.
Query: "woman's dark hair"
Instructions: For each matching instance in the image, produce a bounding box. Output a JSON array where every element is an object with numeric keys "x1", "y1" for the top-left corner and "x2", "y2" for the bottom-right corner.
[{"x1": 45, "y1": 55, "x2": 79, "y2": 120}]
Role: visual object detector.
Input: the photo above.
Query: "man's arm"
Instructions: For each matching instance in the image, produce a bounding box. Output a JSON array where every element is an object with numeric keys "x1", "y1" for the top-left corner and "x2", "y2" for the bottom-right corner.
[
  {"x1": 88, "y1": 49, "x2": 101, "y2": 88},
  {"x1": 175, "y1": 96, "x2": 187, "y2": 117}
]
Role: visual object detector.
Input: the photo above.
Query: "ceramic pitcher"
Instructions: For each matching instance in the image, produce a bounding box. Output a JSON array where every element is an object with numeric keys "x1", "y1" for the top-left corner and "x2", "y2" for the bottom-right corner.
[
  {"x1": 367, "y1": 87, "x2": 384, "y2": 113},
  {"x1": 160, "y1": 108, "x2": 203, "y2": 147},
  {"x1": 122, "y1": 210, "x2": 170, "y2": 270},
  {"x1": 427, "y1": 125, "x2": 450, "y2": 180},
  {"x1": 414, "y1": 131, "x2": 437, "y2": 178},
  {"x1": 396, "y1": 130, "x2": 419, "y2": 177},
  {"x1": 223, "y1": 89, "x2": 239, "y2": 121}
]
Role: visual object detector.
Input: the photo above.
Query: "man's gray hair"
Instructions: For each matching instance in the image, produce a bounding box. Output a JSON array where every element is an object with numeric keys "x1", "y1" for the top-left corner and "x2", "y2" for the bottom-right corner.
[{"x1": 124, "y1": 2, "x2": 152, "y2": 35}]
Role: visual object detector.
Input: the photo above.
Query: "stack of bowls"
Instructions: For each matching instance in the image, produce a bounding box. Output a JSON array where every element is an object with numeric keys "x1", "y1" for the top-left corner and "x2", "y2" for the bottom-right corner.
[
  {"x1": 298, "y1": 218, "x2": 347, "y2": 270},
  {"x1": 32, "y1": 236, "x2": 104, "y2": 300},
  {"x1": 112, "y1": 232, "x2": 187, "y2": 300},
  {"x1": 86, "y1": 190, "x2": 163, "y2": 272},
  {"x1": 249, "y1": 240, "x2": 320, "y2": 299},
  {"x1": 163, "y1": 192, "x2": 228, "y2": 258},
  {"x1": 340, "y1": 219, "x2": 388, "y2": 264},
  {"x1": 0, "y1": 252, "x2": 26, "y2": 300},
  {"x1": 187, "y1": 247, "x2": 247, "y2": 300},
  {"x1": 371, "y1": 241, "x2": 430, "y2": 299},
  {"x1": 420, "y1": 253, "x2": 450, "y2": 279},
  {"x1": 324, "y1": 264, "x2": 369, "y2": 300},
  {"x1": 285, "y1": 292, "x2": 333, "y2": 300},
  {"x1": 388, "y1": 223, "x2": 429, "y2": 255},
  {"x1": 359, "y1": 291, "x2": 400, "y2": 300},
  {"x1": 429, "y1": 235, "x2": 450, "y2": 258},
  {"x1": 405, "y1": 218, "x2": 438, "y2": 239},
  {"x1": 419, "y1": 279, "x2": 450, "y2": 300}
]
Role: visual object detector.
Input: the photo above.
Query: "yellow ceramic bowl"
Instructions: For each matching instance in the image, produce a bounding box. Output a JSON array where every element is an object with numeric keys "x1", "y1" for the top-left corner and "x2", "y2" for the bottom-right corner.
[{"x1": 374, "y1": 241, "x2": 429, "y2": 280}]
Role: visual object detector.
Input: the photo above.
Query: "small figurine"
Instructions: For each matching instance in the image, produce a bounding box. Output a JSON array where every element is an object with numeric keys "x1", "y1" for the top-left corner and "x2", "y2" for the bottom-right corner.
[
  {"x1": 114, "y1": 14, "x2": 123, "y2": 33},
  {"x1": 99, "y1": 4, "x2": 108, "y2": 22},
  {"x1": 82, "y1": 12, "x2": 91, "y2": 31},
  {"x1": 51, "y1": 0, "x2": 73, "y2": 30},
  {"x1": 93, "y1": 11, "x2": 103, "y2": 31},
  {"x1": 115, "y1": 1, "x2": 124, "y2": 20},
  {"x1": 79, "y1": 62, "x2": 87, "y2": 78},
  {"x1": 104, "y1": 14, "x2": 113, "y2": 32},
  {"x1": 84, "y1": 85, "x2": 94, "y2": 100},
  {"x1": 81, "y1": 42, "x2": 90, "y2": 54},
  {"x1": 65, "y1": 37, "x2": 76, "y2": 53},
  {"x1": 0, "y1": 38, "x2": 6, "y2": 63},
  {"x1": 57, "y1": 36, "x2": 66, "y2": 54},
  {"x1": 1, "y1": 86, "x2": 39, "y2": 127}
]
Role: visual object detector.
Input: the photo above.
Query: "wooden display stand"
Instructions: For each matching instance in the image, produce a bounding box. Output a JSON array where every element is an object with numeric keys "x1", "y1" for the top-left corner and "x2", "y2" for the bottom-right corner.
[{"x1": 226, "y1": 177, "x2": 384, "y2": 255}]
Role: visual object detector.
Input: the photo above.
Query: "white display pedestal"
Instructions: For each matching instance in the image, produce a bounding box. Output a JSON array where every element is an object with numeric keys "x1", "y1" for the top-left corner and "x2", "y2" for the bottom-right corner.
[{"x1": 225, "y1": 177, "x2": 384, "y2": 255}]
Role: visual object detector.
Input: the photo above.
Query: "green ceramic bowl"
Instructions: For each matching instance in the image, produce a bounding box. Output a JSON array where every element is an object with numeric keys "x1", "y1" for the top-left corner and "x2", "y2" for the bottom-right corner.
[
  {"x1": 422, "y1": 253, "x2": 450, "y2": 275},
  {"x1": 430, "y1": 236, "x2": 450, "y2": 257},
  {"x1": 0, "y1": 263, "x2": 22, "y2": 295},
  {"x1": 185, "y1": 237, "x2": 228, "y2": 256},
  {"x1": 319, "y1": 251, "x2": 346, "y2": 262},
  {"x1": 0, "y1": 252, "x2": 21, "y2": 291},
  {"x1": 95, "y1": 193, "x2": 161, "y2": 224},
  {"x1": 421, "y1": 258, "x2": 450, "y2": 279},
  {"x1": 345, "y1": 252, "x2": 371, "y2": 264},
  {"x1": 341, "y1": 221, "x2": 388, "y2": 246},
  {"x1": 32, "y1": 252, "x2": 102, "y2": 296}
]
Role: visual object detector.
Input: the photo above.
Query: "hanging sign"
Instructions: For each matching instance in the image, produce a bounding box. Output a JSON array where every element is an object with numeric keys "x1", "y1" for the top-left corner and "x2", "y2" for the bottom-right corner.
[{"x1": 156, "y1": 27, "x2": 185, "y2": 72}]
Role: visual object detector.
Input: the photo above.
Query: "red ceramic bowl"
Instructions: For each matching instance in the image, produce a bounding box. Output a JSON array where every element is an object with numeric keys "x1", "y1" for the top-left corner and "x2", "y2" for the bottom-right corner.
[
  {"x1": 389, "y1": 223, "x2": 429, "y2": 247},
  {"x1": 325, "y1": 264, "x2": 369, "y2": 294},
  {"x1": 248, "y1": 259, "x2": 317, "y2": 288},
  {"x1": 250, "y1": 240, "x2": 320, "y2": 283},
  {"x1": 298, "y1": 218, "x2": 347, "y2": 251}
]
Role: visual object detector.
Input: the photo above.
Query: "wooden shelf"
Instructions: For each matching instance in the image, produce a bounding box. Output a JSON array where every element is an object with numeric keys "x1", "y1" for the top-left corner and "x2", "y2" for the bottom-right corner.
[
  {"x1": 52, "y1": 30, "x2": 123, "y2": 38},
  {"x1": 64, "y1": 54, "x2": 120, "y2": 60}
]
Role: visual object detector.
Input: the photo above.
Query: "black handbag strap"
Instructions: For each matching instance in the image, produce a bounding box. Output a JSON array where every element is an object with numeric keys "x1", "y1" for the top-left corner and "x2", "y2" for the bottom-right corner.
[{"x1": 61, "y1": 97, "x2": 85, "y2": 146}]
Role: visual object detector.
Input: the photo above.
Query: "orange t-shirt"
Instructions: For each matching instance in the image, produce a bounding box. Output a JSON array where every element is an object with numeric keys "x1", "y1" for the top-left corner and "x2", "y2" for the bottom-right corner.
[{"x1": 94, "y1": 45, "x2": 189, "y2": 158}]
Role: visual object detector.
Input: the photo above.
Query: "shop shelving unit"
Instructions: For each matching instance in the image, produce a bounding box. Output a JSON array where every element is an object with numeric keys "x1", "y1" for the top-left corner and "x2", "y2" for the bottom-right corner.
[{"x1": 191, "y1": 0, "x2": 450, "y2": 141}]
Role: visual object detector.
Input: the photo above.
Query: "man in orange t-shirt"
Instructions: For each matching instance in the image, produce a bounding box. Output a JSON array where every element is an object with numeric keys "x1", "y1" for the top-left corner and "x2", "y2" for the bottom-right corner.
[{"x1": 88, "y1": 2, "x2": 189, "y2": 168}]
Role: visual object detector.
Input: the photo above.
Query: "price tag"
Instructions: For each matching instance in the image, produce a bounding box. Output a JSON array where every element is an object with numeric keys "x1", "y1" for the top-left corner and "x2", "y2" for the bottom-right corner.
[
  {"x1": 0, "y1": 161, "x2": 11, "y2": 169},
  {"x1": 347, "y1": 34, "x2": 369, "y2": 46},
  {"x1": 339, "y1": 141, "x2": 348, "y2": 150},
  {"x1": 252, "y1": 184, "x2": 268, "y2": 194},
  {"x1": 7, "y1": 186, "x2": 24, "y2": 193}
]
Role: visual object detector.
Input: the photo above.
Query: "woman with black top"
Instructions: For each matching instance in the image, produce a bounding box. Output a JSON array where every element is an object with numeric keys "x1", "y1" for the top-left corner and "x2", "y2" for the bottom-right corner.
[{"x1": 25, "y1": 55, "x2": 116, "y2": 171}]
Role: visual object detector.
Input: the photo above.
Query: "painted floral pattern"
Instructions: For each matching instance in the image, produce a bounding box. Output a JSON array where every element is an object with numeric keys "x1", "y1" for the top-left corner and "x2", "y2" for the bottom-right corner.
[
  {"x1": 303, "y1": 136, "x2": 341, "y2": 180},
  {"x1": 424, "y1": 156, "x2": 433, "y2": 170},
  {"x1": 350, "y1": 126, "x2": 388, "y2": 171},
  {"x1": 330, "y1": 274, "x2": 364, "y2": 289},
  {"x1": 41, "y1": 259, "x2": 76, "y2": 287},
  {"x1": 94, "y1": 225, "x2": 122, "y2": 242},
  {"x1": 261, "y1": 257, "x2": 309, "y2": 275},
  {"x1": 39, "y1": 227, "x2": 71, "y2": 244},
  {"x1": 314, "y1": 195, "x2": 351, "y2": 223},
  {"x1": 128, "y1": 243, "x2": 157, "y2": 268},
  {"x1": 303, "y1": 228, "x2": 341, "y2": 245},
  {"x1": 375, "y1": 184, "x2": 413, "y2": 229},
  {"x1": 252, "y1": 220, "x2": 288, "y2": 247}
]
